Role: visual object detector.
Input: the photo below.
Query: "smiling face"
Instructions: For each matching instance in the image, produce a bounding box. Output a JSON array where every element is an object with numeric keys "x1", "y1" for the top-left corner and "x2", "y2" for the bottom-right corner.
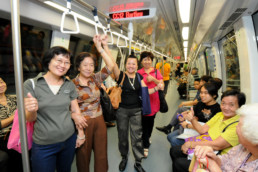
[
  {"x1": 48, "y1": 54, "x2": 71, "y2": 77},
  {"x1": 0, "y1": 78, "x2": 7, "y2": 94},
  {"x1": 78, "y1": 57, "x2": 95, "y2": 78},
  {"x1": 141, "y1": 57, "x2": 152, "y2": 69},
  {"x1": 126, "y1": 58, "x2": 138, "y2": 74},
  {"x1": 221, "y1": 95, "x2": 239, "y2": 120},
  {"x1": 200, "y1": 86, "x2": 215, "y2": 105}
]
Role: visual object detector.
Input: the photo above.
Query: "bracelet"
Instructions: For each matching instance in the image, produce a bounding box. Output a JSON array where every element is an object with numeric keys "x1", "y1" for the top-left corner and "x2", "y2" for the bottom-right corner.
[
  {"x1": 99, "y1": 49, "x2": 104, "y2": 54},
  {"x1": 77, "y1": 135, "x2": 85, "y2": 140}
]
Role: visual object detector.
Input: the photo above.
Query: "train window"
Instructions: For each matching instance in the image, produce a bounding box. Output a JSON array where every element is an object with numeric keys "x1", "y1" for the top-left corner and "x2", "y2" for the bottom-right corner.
[
  {"x1": 220, "y1": 31, "x2": 240, "y2": 91},
  {"x1": 252, "y1": 11, "x2": 258, "y2": 49},
  {"x1": 205, "y1": 48, "x2": 216, "y2": 76},
  {"x1": 0, "y1": 18, "x2": 51, "y2": 94},
  {"x1": 69, "y1": 35, "x2": 102, "y2": 78}
]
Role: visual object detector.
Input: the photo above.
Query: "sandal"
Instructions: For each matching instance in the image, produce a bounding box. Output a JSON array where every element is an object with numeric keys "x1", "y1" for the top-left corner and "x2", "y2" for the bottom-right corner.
[{"x1": 144, "y1": 148, "x2": 149, "y2": 158}]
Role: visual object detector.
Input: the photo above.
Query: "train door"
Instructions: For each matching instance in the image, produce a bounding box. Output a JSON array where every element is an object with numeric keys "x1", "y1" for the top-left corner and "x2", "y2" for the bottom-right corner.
[{"x1": 218, "y1": 31, "x2": 240, "y2": 91}]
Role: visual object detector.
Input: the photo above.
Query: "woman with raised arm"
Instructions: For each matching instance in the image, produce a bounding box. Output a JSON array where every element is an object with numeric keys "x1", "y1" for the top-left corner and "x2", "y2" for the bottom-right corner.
[
  {"x1": 24, "y1": 46, "x2": 86, "y2": 172},
  {"x1": 72, "y1": 35, "x2": 114, "y2": 172}
]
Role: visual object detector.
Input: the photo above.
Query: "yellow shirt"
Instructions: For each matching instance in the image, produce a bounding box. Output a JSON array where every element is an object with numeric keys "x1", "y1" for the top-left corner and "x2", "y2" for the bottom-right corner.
[
  {"x1": 156, "y1": 62, "x2": 171, "y2": 81},
  {"x1": 206, "y1": 112, "x2": 240, "y2": 154}
]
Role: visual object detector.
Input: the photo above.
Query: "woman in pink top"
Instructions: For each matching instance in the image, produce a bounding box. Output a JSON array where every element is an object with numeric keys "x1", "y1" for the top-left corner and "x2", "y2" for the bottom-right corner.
[{"x1": 138, "y1": 51, "x2": 164, "y2": 157}]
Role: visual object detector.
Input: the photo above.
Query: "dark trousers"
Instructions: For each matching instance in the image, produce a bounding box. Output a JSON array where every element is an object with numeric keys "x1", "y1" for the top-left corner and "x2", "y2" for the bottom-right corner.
[
  {"x1": 76, "y1": 115, "x2": 108, "y2": 172},
  {"x1": 163, "y1": 80, "x2": 169, "y2": 95},
  {"x1": 142, "y1": 114, "x2": 156, "y2": 148},
  {"x1": 0, "y1": 133, "x2": 23, "y2": 172},
  {"x1": 31, "y1": 133, "x2": 76, "y2": 172},
  {"x1": 116, "y1": 107, "x2": 144, "y2": 162},
  {"x1": 170, "y1": 146, "x2": 190, "y2": 172},
  {"x1": 177, "y1": 83, "x2": 187, "y2": 96}
]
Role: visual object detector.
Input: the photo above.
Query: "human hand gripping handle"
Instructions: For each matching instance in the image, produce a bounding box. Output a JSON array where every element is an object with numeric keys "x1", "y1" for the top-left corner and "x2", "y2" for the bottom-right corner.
[{"x1": 93, "y1": 34, "x2": 104, "y2": 53}]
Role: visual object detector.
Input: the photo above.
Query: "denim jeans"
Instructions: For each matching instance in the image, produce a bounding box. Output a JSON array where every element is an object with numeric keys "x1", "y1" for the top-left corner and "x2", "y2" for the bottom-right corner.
[
  {"x1": 167, "y1": 129, "x2": 185, "y2": 146},
  {"x1": 31, "y1": 133, "x2": 76, "y2": 172}
]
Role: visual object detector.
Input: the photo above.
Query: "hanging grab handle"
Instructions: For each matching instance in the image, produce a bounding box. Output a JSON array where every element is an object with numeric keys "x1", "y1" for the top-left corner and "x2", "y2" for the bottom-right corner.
[
  {"x1": 105, "y1": 18, "x2": 113, "y2": 45},
  {"x1": 92, "y1": 6, "x2": 106, "y2": 35},
  {"x1": 117, "y1": 25, "x2": 128, "y2": 48},
  {"x1": 60, "y1": 0, "x2": 80, "y2": 34}
]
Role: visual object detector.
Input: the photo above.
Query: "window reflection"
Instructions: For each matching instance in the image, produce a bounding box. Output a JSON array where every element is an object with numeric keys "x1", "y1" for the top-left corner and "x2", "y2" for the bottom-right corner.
[
  {"x1": 0, "y1": 18, "x2": 51, "y2": 94},
  {"x1": 222, "y1": 31, "x2": 240, "y2": 90}
]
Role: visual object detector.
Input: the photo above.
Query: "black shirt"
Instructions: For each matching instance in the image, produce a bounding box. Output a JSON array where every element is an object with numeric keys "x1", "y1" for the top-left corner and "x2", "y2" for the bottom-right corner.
[
  {"x1": 117, "y1": 71, "x2": 143, "y2": 109},
  {"x1": 193, "y1": 101, "x2": 221, "y2": 123}
]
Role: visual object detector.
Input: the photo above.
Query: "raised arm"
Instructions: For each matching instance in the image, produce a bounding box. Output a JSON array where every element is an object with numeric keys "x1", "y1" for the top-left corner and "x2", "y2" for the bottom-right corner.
[
  {"x1": 101, "y1": 35, "x2": 120, "y2": 80},
  {"x1": 93, "y1": 34, "x2": 114, "y2": 73}
]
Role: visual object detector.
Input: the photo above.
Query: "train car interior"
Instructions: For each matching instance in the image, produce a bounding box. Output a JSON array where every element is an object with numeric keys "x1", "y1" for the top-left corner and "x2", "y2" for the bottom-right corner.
[{"x1": 0, "y1": 0, "x2": 258, "y2": 171}]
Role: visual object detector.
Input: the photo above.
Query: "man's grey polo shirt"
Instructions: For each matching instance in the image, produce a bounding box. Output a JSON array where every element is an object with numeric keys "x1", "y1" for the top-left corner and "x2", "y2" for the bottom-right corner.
[{"x1": 24, "y1": 73, "x2": 78, "y2": 145}]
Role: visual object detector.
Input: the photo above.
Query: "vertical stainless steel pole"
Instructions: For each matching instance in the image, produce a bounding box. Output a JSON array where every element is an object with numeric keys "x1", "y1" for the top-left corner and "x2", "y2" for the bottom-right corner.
[{"x1": 10, "y1": 0, "x2": 31, "y2": 171}]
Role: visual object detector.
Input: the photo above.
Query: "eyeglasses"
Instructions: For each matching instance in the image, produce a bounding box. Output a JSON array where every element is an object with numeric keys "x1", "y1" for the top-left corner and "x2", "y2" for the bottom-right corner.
[{"x1": 53, "y1": 59, "x2": 71, "y2": 67}]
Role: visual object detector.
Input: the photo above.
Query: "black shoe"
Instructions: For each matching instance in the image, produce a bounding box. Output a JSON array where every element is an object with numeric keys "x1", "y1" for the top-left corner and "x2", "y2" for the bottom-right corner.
[
  {"x1": 119, "y1": 157, "x2": 127, "y2": 171},
  {"x1": 134, "y1": 163, "x2": 146, "y2": 172},
  {"x1": 156, "y1": 126, "x2": 171, "y2": 134}
]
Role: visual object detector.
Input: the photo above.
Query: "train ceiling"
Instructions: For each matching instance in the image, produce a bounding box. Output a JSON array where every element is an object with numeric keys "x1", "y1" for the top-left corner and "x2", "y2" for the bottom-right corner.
[{"x1": 32, "y1": 0, "x2": 258, "y2": 61}]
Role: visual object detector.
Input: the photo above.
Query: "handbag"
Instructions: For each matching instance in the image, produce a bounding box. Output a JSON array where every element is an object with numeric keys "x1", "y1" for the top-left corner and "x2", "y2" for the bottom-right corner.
[
  {"x1": 92, "y1": 76, "x2": 115, "y2": 122},
  {"x1": 136, "y1": 73, "x2": 151, "y2": 115},
  {"x1": 7, "y1": 110, "x2": 34, "y2": 153},
  {"x1": 108, "y1": 73, "x2": 125, "y2": 109},
  {"x1": 155, "y1": 70, "x2": 168, "y2": 113},
  {"x1": 189, "y1": 155, "x2": 209, "y2": 172}
]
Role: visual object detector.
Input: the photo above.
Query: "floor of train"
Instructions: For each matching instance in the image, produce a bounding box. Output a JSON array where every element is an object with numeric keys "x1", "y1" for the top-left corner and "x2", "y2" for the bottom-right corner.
[{"x1": 71, "y1": 79, "x2": 183, "y2": 172}]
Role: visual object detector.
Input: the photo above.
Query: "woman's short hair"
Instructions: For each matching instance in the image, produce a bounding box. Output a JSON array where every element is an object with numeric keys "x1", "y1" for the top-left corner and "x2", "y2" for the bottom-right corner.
[
  {"x1": 200, "y1": 75, "x2": 212, "y2": 83},
  {"x1": 140, "y1": 51, "x2": 154, "y2": 62},
  {"x1": 237, "y1": 103, "x2": 258, "y2": 144},
  {"x1": 201, "y1": 83, "x2": 218, "y2": 100},
  {"x1": 125, "y1": 54, "x2": 138, "y2": 64},
  {"x1": 221, "y1": 90, "x2": 246, "y2": 107},
  {"x1": 75, "y1": 52, "x2": 96, "y2": 70},
  {"x1": 42, "y1": 46, "x2": 71, "y2": 71}
]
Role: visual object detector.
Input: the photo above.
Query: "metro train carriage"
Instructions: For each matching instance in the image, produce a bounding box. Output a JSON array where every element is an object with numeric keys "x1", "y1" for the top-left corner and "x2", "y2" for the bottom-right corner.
[{"x1": 0, "y1": 0, "x2": 258, "y2": 172}]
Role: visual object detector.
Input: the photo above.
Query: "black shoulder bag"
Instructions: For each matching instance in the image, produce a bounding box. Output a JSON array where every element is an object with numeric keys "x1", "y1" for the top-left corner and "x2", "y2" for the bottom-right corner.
[
  {"x1": 155, "y1": 69, "x2": 168, "y2": 113},
  {"x1": 92, "y1": 76, "x2": 115, "y2": 122}
]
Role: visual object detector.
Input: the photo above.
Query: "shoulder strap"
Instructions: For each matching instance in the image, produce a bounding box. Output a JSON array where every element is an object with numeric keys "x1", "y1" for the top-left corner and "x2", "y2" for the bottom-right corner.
[
  {"x1": 91, "y1": 75, "x2": 101, "y2": 89},
  {"x1": 119, "y1": 72, "x2": 126, "y2": 87},
  {"x1": 30, "y1": 79, "x2": 35, "y2": 90},
  {"x1": 222, "y1": 121, "x2": 239, "y2": 133},
  {"x1": 217, "y1": 120, "x2": 239, "y2": 155},
  {"x1": 136, "y1": 73, "x2": 142, "y2": 87}
]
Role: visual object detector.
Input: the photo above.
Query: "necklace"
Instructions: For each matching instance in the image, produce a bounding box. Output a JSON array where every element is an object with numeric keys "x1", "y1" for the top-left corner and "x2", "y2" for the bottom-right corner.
[{"x1": 127, "y1": 76, "x2": 135, "y2": 90}]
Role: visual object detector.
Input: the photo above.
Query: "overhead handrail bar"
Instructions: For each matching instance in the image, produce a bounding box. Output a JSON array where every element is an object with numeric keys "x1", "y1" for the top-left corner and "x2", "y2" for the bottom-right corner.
[
  {"x1": 134, "y1": 37, "x2": 142, "y2": 52},
  {"x1": 117, "y1": 25, "x2": 128, "y2": 48},
  {"x1": 105, "y1": 18, "x2": 113, "y2": 45},
  {"x1": 92, "y1": 6, "x2": 106, "y2": 35},
  {"x1": 74, "y1": 0, "x2": 129, "y2": 34},
  {"x1": 60, "y1": 0, "x2": 80, "y2": 34}
]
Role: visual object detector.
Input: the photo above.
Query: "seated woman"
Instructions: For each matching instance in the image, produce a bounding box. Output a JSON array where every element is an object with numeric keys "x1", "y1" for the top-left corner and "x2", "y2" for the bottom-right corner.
[
  {"x1": 170, "y1": 89, "x2": 246, "y2": 172},
  {"x1": 0, "y1": 77, "x2": 22, "y2": 172},
  {"x1": 194, "y1": 103, "x2": 258, "y2": 171},
  {"x1": 167, "y1": 83, "x2": 221, "y2": 146}
]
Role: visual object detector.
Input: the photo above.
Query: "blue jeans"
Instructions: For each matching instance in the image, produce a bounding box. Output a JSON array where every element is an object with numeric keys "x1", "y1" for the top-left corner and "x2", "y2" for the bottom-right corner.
[
  {"x1": 31, "y1": 133, "x2": 76, "y2": 172},
  {"x1": 167, "y1": 129, "x2": 185, "y2": 146}
]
